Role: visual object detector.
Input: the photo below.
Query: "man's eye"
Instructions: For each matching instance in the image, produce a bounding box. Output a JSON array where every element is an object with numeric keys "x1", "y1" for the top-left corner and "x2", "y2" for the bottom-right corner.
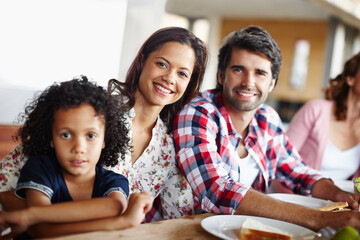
[{"x1": 61, "y1": 133, "x2": 71, "y2": 139}]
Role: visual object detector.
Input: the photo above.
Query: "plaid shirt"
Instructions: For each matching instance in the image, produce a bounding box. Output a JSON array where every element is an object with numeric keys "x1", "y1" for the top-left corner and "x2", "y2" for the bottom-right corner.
[{"x1": 173, "y1": 89, "x2": 324, "y2": 215}]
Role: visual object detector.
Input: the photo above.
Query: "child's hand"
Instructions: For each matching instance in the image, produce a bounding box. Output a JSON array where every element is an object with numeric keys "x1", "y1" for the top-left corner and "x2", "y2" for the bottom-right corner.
[
  {"x1": 0, "y1": 209, "x2": 30, "y2": 239},
  {"x1": 123, "y1": 192, "x2": 154, "y2": 227}
]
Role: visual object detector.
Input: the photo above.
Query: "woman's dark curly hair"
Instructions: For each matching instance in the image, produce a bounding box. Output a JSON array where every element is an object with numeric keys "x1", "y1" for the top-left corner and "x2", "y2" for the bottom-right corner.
[
  {"x1": 216, "y1": 25, "x2": 283, "y2": 90},
  {"x1": 324, "y1": 52, "x2": 360, "y2": 120},
  {"x1": 15, "y1": 76, "x2": 130, "y2": 167},
  {"x1": 108, "y1": 27, "x2": 208, "y2": 133}
]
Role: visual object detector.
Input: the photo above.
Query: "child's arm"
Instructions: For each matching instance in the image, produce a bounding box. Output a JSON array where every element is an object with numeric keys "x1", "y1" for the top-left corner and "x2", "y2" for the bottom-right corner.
[
  {"x1": 1, "y1": 192, "x2": 153, "y2": 238},
  {"x1": 38, "y1": 192, "x2": 154, "y2": 234},
  {"x1": 25, "y1": 189, "x2": 128, "y2": 223},
  {"x1": 2, "y1": 189, "x2": 127, "y2": 238}
]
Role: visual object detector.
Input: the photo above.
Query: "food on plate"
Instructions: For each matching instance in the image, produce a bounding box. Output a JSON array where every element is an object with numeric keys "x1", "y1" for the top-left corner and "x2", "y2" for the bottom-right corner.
[
  {"x1": 239, "y1": 218, "x2": 292, "y2": 240},
  {"x1": 317, "y1": 201, "x2": 350, "y2": 212},
  {"x1": 330, "y1": 226, "x2": 360, "y2": 240}
]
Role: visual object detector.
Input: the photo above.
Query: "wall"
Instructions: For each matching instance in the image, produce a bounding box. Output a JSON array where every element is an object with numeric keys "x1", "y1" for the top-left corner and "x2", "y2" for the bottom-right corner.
[
  {"x1": 119, "y1": 0, "x2": 167, "y2": 81},
  {"x1": 220, "y1": 19, "x2": 329, "y2": 103},
  {"x1": 0, "y1": 0, "x2": 128, "y2": 124}
]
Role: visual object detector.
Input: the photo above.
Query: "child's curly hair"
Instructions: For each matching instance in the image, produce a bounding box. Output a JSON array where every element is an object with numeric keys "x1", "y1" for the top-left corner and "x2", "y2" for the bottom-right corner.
[{"x1": 15, "y1": 76, "x2": 129, "y2": 167}]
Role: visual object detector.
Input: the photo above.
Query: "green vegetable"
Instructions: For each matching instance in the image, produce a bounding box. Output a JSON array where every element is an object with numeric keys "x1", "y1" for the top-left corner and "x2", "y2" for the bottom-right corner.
[
  {"x1": 354, "y1": 177, "x2": 360, "y2": 193},
  {"x1": 331, "y1": 226, "x2": 360, "y2": 240}
]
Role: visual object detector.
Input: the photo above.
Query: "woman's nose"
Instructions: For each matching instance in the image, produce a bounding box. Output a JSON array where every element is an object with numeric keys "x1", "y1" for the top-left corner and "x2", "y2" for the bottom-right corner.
[{"x1": 163, "y1": 70, "x2": 176, "y2": 85}]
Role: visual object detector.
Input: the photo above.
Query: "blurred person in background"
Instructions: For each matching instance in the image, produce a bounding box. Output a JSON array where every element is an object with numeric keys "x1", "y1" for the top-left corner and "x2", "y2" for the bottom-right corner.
[{"x1": 287, "y1": 53, "x2": 360, "y2": 181}]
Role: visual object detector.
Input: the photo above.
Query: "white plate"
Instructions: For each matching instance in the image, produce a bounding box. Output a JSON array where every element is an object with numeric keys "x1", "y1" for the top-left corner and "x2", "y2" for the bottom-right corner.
[
  {"x1": 267, "y1": 193, "x2": 328, "y2": 209},
  {"x1": 201, "y1": 215, "x2": 316, "y2": 240},
  {"x1": 334, "y1": 180, "x2": 354, "y2": 193}
]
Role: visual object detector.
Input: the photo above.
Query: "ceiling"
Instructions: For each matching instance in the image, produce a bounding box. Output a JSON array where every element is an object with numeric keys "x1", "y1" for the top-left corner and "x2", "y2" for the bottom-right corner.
[{"x1": 165, "y1": 0, "x2": 329, "y2": 20}]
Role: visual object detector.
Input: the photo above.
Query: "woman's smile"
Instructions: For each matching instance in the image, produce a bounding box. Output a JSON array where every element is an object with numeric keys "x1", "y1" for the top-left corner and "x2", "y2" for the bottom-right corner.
[{"x1": 153, "y1": 82, "x2": 174, "y2": 95}]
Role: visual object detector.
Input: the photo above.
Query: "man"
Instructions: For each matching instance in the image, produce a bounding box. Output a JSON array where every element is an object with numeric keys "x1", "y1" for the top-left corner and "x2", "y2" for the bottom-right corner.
[{"x1": 173, "y1": 26, "x2": 360, "y2": 231}]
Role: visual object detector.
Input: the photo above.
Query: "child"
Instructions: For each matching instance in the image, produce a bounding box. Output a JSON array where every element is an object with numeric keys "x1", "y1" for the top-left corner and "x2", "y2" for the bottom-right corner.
[{"x1": 0, "y1": 76, "x2": 153, "y2": 239}]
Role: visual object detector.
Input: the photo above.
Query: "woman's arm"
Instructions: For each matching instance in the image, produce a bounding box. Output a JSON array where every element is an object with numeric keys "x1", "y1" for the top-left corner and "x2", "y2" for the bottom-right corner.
[
  {"x1": 159, "y1": 162, "x2": 194, "y2": 220},
  {"x1": 0, "y1": 191, "x2": 26, "y2": 211},
  {"x1": 286, "y1": 100, "x2": 317, "y2": 151},
  {"x1": 0, "y1": 144, "x2": 28, "y2": 192}
]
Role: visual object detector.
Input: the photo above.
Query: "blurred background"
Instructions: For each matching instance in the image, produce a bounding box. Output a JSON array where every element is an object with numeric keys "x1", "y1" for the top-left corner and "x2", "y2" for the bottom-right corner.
[{"x1": 1, "y1": 0, "x2": 360, "y2": 156}]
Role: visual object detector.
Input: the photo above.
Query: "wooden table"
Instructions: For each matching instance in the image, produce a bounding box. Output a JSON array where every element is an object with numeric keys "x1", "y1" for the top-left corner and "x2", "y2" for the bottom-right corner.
[{"x1": 50, "y1": 213, "x2": 221, "y2": 240}]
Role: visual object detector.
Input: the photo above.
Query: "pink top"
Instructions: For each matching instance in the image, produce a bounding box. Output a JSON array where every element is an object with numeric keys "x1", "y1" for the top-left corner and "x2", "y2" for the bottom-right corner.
[{"x1": 286, "y1": 99, "x2": 360, "y2": 179}]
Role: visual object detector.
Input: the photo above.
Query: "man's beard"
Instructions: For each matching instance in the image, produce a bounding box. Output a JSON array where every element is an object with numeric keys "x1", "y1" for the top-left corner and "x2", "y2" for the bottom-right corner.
[{"x1": 224, "y1": 86, "x2": 264, "y2": 112}]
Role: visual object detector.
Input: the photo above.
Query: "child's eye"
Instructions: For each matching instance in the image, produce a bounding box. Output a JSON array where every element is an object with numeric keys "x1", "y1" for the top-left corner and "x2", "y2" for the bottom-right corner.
[
  {"x1": 87, "y1": 133, "x2": 96, "y2": 140},
  {"x1": 61, "y1": 133, "x2": 71, "y2": 139}
]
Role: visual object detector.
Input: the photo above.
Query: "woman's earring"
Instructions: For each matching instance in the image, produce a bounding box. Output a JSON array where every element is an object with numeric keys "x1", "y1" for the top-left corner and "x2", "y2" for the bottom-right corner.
[
  {"x1": 50, "y1": 141, "x2": 54, "y2": 148},
  {"x1": 346, "y1": 76, "x2": 355, "y2": 87}
]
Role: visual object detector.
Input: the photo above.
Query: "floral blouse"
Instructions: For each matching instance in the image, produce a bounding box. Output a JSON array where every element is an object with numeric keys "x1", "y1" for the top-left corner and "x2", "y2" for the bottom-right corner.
[{"x1": 0, "y1": 108, "x2": 194, "y2": 221}]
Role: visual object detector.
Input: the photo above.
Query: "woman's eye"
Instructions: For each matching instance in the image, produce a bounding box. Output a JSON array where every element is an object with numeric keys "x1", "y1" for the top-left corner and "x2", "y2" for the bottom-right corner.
[
  {"x1": 179, "y1": 71, "x2": 189, "y2": 78},
  {"x1": 156, "y1": 62, "x2": 167, "y2": 68},
  {"x1": 61, "y1": 133, "x2": 71, "y2": 139}
]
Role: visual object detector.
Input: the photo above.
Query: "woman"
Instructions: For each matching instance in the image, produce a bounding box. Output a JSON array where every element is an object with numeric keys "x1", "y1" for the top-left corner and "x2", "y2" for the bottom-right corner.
[
  {"x1": 286, "y1": 52, "x2": 360, "y2": 181},
  {"x1": 0, "y1": 26, "x2": 208, "y2": 222}
]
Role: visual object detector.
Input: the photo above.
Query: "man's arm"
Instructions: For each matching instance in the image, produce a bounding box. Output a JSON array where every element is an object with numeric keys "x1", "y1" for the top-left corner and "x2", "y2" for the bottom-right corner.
[
  {"x1": 311, "y1": 178, "x2": 360, "y2": 210},
  {"x1": 235, "y1": 188, "x2": 360, "y2": 231}
]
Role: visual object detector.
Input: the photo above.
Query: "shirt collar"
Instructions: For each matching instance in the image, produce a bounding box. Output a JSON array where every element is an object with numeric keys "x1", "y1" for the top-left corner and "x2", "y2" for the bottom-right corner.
[{"x1": 212, "y1": 90, "x2": 261, "y2": 143}]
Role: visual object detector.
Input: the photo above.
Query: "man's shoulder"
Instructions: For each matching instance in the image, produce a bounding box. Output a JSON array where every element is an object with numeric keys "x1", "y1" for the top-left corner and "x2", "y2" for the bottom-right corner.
[
  {"x1": 184, "y1": 89, "x2": 220, "y2": 112},
  {"x1": 256, "y1": 104, "x2": 280, "y2": 119},
  {"x1": 254, "y1": 104, "x2": 284, "y2": 129},
  {"x1": 191, "y1": 89, "x2": 216, "y2": 103}
]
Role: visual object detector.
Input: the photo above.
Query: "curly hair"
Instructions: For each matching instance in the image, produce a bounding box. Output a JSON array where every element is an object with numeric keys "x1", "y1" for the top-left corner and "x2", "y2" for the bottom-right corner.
[
  {"x1": 324, "y1": 52, "x2": 360, "y2": 120},
  {"x1": 15, "y1": 76, "x2": 130, "y2": 167},
  {"x1": 108, "y1": 27, "x2": 208, "y2": 133},
  {"x1": 216, "y1": 25, "x2": 283, "y2": 90}
]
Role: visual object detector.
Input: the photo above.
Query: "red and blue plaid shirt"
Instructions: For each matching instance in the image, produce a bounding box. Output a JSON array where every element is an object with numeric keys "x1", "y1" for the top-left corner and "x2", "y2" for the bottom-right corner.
[{"x1": 173, "y1": 89, "x2": 324, "y2": 215}]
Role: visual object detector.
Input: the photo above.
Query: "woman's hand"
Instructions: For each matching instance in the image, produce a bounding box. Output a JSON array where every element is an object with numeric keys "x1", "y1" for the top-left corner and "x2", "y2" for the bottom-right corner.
[{"x1": 123, "y1": 192, "x2": 154, "y2": 227}]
